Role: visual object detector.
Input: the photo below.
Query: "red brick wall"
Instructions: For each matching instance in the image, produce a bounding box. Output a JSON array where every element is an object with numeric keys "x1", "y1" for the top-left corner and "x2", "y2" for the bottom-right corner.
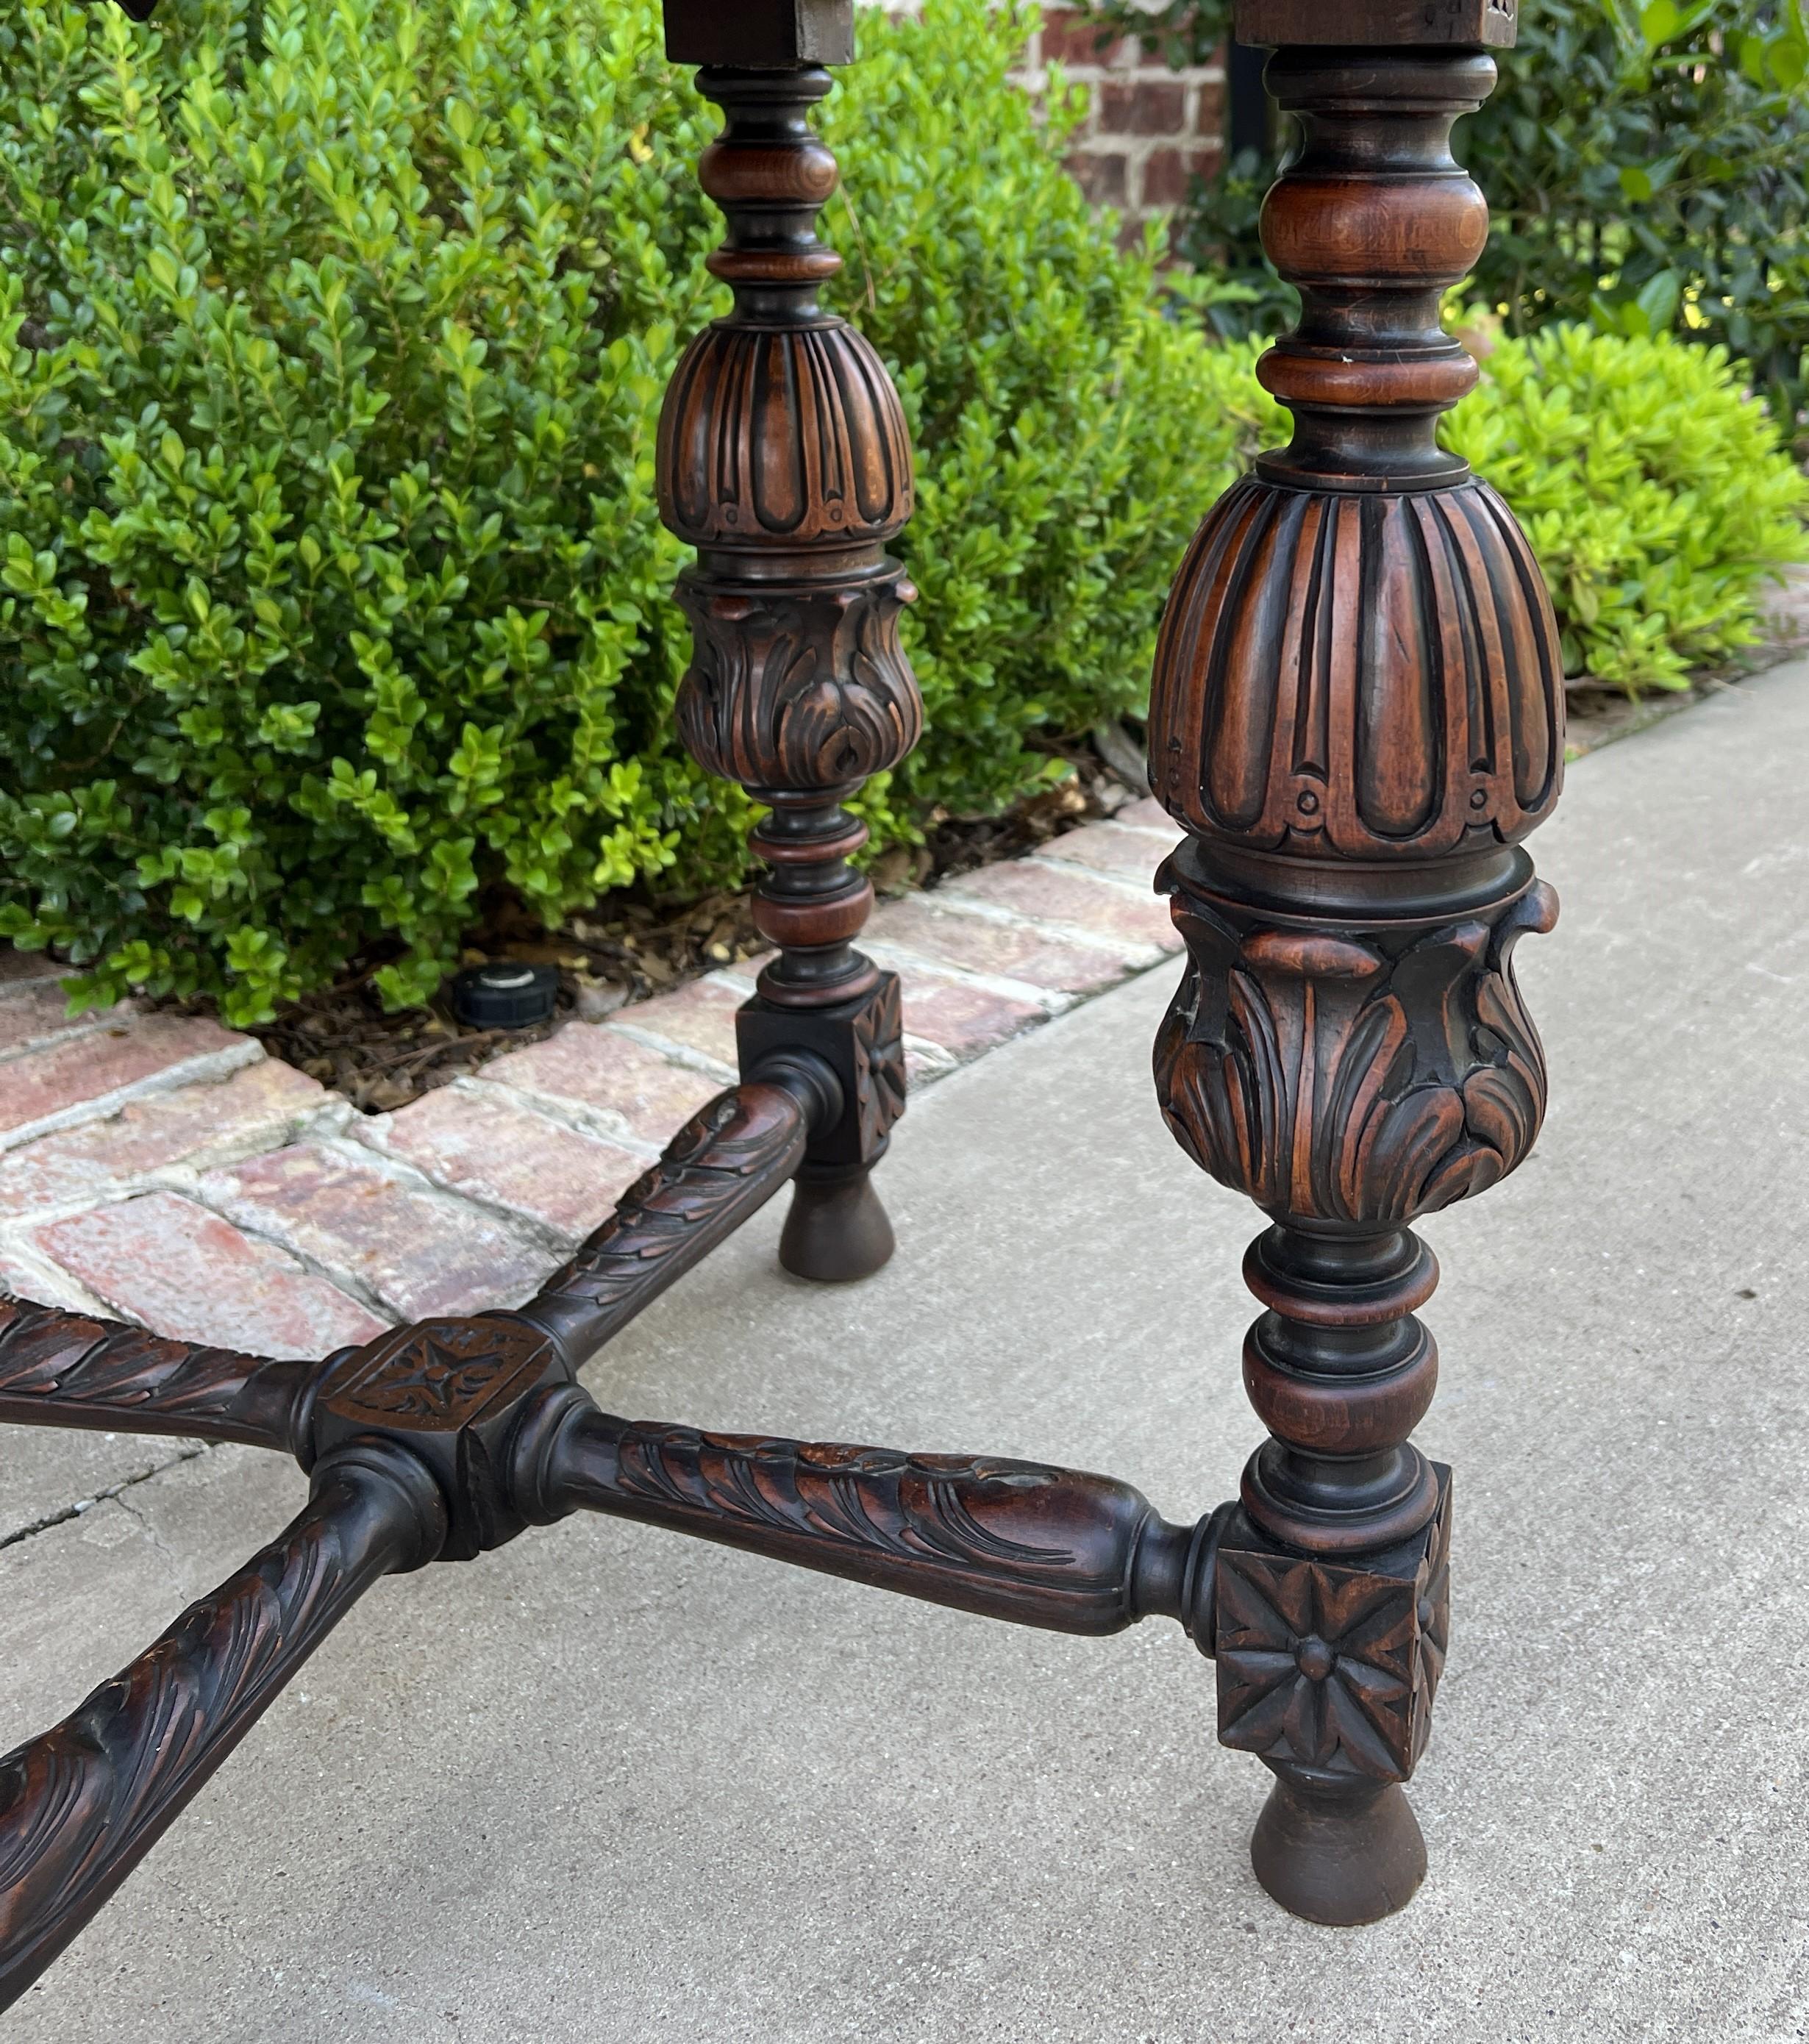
[
  {"x1": 1032, "y1": 6, "x2": 1224, "y2": 232},
  {"x1": 882, "y1": 4, "x2": 1227, "y2": 237}
]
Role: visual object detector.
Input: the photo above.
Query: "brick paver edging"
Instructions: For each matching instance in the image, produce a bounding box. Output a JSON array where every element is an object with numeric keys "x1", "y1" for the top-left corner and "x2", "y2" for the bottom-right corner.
[{"x1": 0, "y1": 799, "x2": 1182, "y2": 1362}]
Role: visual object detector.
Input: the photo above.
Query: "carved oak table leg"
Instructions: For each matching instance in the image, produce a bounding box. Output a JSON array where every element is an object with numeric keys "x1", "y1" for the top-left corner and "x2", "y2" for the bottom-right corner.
[
  {"x1": 1148, "y1": 0, "x2": 1562, "y2": 1923},
  {"x1": 0, "y1": 1445, "x2": 445, "y2": 2007},
  {"x1": 657, "y1": 0, "x2": 920, "y2": 1282}
]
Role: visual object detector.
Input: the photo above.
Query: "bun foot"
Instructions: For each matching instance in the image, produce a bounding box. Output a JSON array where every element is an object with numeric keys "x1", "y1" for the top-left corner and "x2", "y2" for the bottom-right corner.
[
  {"x1": 1249, "y1": 1767, "x2": 1428, "y2": 1926},
  {"x1": 779, "y1": 1170, "x2": 895, "y2": 1283}
]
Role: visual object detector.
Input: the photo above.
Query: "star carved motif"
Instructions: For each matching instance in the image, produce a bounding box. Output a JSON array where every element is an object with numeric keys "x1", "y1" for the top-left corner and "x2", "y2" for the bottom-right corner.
[
  {"x1": 1215, "y1": 1537, "x2": 1434, "y2": 1783},
  {"x1": 852, "y1": 978, "x2": 907, "y2": 1154},
  {"x1": 321, "y1": 1318, "x2": 554, "y2": 1434}
]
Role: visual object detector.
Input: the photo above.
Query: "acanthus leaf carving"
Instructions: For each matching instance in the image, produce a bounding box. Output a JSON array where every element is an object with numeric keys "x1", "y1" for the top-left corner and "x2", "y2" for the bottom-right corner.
[
  {"x1": 1155, "y1": 871, "x2": 1557, "y2": 1226},
  {"x1": 674, "y1": 571, "x2": 921, "y2": 793},
  {"x1": 0, "y1": 1296, "x2": 308, "y2": 1451}
]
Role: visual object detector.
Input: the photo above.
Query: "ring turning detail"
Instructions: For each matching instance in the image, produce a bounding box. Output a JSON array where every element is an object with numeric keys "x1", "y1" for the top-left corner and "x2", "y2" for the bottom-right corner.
[
  {"x1": 0, "y1": 0, "x2": 1559, "y2": 2004},
  {"x1": 1144, "y1": 0, "x2": 1563, "y2": 1923}
]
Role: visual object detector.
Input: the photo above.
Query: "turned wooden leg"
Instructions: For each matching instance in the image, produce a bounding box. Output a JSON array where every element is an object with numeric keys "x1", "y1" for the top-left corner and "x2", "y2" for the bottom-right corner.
[
  {"x1": 1148, "y1": 0, "x2": 1563, "y2": 1923},
  {"x1": 657, "y1": 4, "x2": 921, "y2": 1282}
]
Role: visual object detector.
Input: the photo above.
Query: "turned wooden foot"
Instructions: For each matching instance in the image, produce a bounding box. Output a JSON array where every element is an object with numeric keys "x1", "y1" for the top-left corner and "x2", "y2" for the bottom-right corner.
[
  {"x1": 1152, "y1": 0, "x2": 1563, "y2": 1924},
  {"x1": 779, "y1": 1168, "x2": 896, "y2": 1283},
  {"x1": 654, "y1": 64, "x2": 920, "y2": 1272},
  {"x1": 1250, "y1": 1768, "x2": 1427, "y2": 1926}
]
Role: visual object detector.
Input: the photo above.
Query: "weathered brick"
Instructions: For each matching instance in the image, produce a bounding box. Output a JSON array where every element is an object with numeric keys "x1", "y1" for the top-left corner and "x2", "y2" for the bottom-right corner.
[
  {"x1": 0, "y1": 949, "x2": 64, "y2": 990},
  {"x1": 940, "y1": 860, "x2": 1180, "y2": 952},
  {"x1": 0, "y1": 1015, "x2": 258, "y2": 1150},
  {"x1": 199, "y1": 1143, "x2": 554, "y2": 1321},
  {"x1": 1143, "y1": 145, "x2": 1220, "y2": 208},
  {"x1": 1194, "y1": 79, "x2": 1227, "y2": 136},
  {"x1": 868, "y1": 898, "x2": 1138, "y2": 998},
  {"x1": 0, "y1": 982, "x2": 103, "y2": 1059},
  {"x1": 1116, "y1": 796, "x2": 1174, "y2": 832},
  {"x1": 607, "y1": 976, "x2": 742, "y2": 1071},
  {"x1": 482, "y1": 1026, "x2": 724, "y2": 1148},
  {"x1": 1041, "y1": 12, "x2": 1122, "y2": 65},
  {"x1": 891, "y1": 962, "x2": 1046, "y2": 1063},
  {"x1": 1099, "y1": 79, "x2": 1186, "y2": 135},
  {"x1": 1066, "y1": 150, "x2": 1129, "y2": 207},
  {"x1": 366, "y1": 1084, "x2": 649, "y2": 1242},
  {"x1": 1038, "y1": 820, "x2": 1173, "y2": 885},
  {"x1": 0, "y1": 1060, "x2": 331, "y2": 1221},
  {"x1": 28, "y1": 1191, "x2": 386, "y2": 1359}
]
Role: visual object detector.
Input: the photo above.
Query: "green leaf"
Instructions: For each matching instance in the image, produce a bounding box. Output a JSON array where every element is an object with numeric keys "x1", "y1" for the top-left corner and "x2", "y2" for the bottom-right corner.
[
  {"x1": 1639, "y1": 0, "x2": 1683, "y2": 46},
  {"x1": 1636, "y1": 270, "x2": 1683, "y2": 332}
]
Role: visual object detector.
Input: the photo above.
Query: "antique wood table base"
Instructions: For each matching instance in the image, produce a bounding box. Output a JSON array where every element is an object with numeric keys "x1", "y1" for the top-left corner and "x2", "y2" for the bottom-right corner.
[{"x1": 0, "y1": 0, "x2": 1560, "y2": 2002}]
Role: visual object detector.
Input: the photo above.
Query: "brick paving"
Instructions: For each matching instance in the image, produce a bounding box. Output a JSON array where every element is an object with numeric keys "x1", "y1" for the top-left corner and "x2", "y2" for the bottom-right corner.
[{"x1": 0, "y1": 810, "x2": 1180, "y2": 1354}]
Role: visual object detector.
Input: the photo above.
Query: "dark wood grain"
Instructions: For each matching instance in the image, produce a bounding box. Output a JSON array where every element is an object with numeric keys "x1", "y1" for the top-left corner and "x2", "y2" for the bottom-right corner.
[
  {"x1": 1237, "y1": 0, "x2": 1519, "y2": 46},
  {"x1": 656, "y1": 49, "x2": 924, "y2": 1276},
  {"x1": 516, "y1": 1080, "x2": 811, "y2": 1365},
  {"x1": 0, "y1": 1296, "x2": 315, "y2": 1451},
  {"x1": 538, "y1": 1398, "x2": 1232, "y2": 1641},
  {"x1": 663, "y1": 0, "x2": 854, "y2": 68},
  {"x1": 0, "y1": 1446, "x2": 443, "y2": 2012},
  {"x1": 1146, "y1": 13, "x2": 1552, "y2": 1924}
]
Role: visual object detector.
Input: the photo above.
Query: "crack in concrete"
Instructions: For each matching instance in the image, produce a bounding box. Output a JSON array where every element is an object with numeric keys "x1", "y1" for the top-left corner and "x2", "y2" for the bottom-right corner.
[
  {"x1": 111, "y1": 1480, "x2": 194, "y2": 1594},
  {"x1": 0, "y1": 1440, "x2": 211, "y2": 1555}
]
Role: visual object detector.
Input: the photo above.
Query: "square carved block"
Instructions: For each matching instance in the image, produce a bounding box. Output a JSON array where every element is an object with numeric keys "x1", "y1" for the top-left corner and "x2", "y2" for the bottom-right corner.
[
  {"x1": 1234, "y1": 0, "x2": 1518, "y2": 48},
  {"x1": 737, "y1": 974, "x2": 906, "y2": 1170},
  {"x1": 1214, "y1": 1471, "x2": 1452, "y2": 1782},
  {"x1": 663, "y1": 0, "x2": 855, "y2": 68}
]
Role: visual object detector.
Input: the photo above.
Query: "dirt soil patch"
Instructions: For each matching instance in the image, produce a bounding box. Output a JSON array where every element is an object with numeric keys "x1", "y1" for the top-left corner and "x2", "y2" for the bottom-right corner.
[{"x1": 252, "y1": 746, "x2": 1132, "y2": 1113}]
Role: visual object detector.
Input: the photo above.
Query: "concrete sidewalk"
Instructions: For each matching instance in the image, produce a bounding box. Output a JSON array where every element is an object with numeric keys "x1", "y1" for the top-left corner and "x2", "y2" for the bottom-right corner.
[{"x1": 4, "y1": 664, "x2": 1808, "y2": 2042}]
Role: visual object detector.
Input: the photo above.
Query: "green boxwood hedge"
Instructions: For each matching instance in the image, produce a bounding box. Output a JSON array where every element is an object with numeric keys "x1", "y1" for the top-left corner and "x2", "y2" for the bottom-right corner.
[{"x1": 0, "y1": 0, "x2": 1803, "y2": 1025}]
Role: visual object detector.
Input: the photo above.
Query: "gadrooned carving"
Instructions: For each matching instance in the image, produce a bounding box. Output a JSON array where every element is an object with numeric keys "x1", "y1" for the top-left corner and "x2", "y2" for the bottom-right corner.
[
  {"x1": 1155, "y1": 872, "x2": 1558, "y2": 1225},
  {"x1": 1147, "y1": 474, "x2": 1564, "y2": 860},
  {"x1": 658, "y1": 321, "x2": 913, "y2": 551},
  {"x1": 674, "y1": 569, "x2": 922, "y2": 790}
]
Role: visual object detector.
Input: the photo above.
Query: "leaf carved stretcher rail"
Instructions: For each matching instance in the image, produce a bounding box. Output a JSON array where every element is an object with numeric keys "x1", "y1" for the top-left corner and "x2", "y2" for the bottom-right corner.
[{"x1": 1, "y1": 0, "x2": 1560, "y2": 2001}]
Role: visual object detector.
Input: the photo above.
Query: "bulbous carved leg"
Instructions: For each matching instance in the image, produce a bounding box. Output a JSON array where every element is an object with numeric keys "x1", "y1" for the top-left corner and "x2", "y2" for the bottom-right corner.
[
  {"x1": 656, "y1": 39, "x2": 922, "y2": 1282},
  {"x1": 1150, "y1": 5, "x2": 1562, "y2": 1922}
]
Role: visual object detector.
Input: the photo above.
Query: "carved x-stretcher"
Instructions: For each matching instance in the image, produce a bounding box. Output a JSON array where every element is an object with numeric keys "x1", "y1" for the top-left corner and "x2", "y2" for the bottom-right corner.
[{"x1": 1, "y1": 0, "x2": 1560, "y2": 2003}]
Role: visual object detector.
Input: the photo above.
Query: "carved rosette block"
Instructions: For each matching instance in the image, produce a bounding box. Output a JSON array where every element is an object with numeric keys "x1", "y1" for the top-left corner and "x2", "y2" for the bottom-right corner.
[
  {"x1": 1147, "y1": 0, "x2": 1561, "y2": 1920},
  {"x1": 657, "y1": 23, "x2": 923, "y2": 1279},
  {"x1": 1216, "y1": 1473, "x2": 1450, "y2": 1783},
  {"x1": 308, "y1": 1315, "x2": 571, "y2": 1563}
]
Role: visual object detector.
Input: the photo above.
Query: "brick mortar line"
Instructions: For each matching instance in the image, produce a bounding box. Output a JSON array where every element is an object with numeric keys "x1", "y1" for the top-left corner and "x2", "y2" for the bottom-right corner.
[
  {"x1": 0, "y1": 1013, "x2": 118, "y2": 1071},
  {"x1": 1018, "y1": 851, "x2": 1169, "y2": 900},
  {"x1": 0, "y1": 1231, "x2": 128, "y2": 1321},
  {"x1": 462, "y1": 1073, "x2": 677, "y2": 1163},
  {"x1": 347, "y1": 1109, "x2": 616, "y2": 1258},
  {"x1": 929, "y1": 885, "x2": 1169, "y2": 958},
  {"x1": 860, "y1": 940, "x2": 1080, "y2": 1017},
  {"x1": 0, "y1": 1093, "x2": 353, "y2": 1232},
  {"x1": 184, "y1": 1132, "x2": 562, "y2": 1318},
  {"x1": 0, "y1": 1038, "x2": 265, "y2": 1155},
  {"x1": 601, "y1": 1021, "x2": 738, "y2": 1085}
]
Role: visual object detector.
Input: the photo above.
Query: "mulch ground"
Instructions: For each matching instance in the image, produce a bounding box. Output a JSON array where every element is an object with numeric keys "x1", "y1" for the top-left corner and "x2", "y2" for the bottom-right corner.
[
  {"x1": 229, "y1": 570, "x2": 1809, "y2": 1116},
  {"x1": 254, "y1": 746, "x2": 1125, "y2": 1113}
]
